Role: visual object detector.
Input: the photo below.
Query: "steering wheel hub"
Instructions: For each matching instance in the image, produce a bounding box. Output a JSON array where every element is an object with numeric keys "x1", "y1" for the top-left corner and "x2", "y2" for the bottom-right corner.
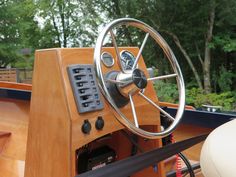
[
  {"x1": 116, "y1": 69, "x2": 147, "y2": 97},
  {"x1": 132, "y1": 69, "x2": 147, "y2": 89}
]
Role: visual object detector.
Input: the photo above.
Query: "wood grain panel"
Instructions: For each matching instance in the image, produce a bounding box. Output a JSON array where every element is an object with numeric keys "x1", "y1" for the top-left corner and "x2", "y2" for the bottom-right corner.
[
  {"x1": 0, "y1": 98, "x2": 29, "y2": 177},
  {"x1": 0, "y1": 131, "x2": 11, "y2": 154},
  {"x1": 22, "y1": 47, "x2": 164, "y2": 177},
  {"x1": 25, "y1": 49, "x2": 71, "y2": 177}
]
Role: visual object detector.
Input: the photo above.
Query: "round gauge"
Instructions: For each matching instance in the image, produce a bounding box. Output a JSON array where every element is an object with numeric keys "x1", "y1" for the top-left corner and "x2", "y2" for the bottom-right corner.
[
  {"x1": 101, "y1": 52, "x2": 114, "y2": 68},
  {"x1": 120, "y1": 50, "x2": 136, "y2": 71}
]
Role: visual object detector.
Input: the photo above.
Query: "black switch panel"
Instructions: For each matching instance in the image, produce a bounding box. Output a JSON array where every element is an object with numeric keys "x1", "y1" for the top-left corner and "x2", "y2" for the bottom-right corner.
[{"x1": 68, "y1": 64, "x2": 104, "y2": 113}]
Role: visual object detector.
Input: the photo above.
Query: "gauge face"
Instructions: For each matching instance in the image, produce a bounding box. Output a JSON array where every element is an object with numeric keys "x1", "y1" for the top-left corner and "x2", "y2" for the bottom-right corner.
[
  {"x1": 120, "y1": 50, "x2": 136, "y2": 71},
  {"x1": 101, "y1": 52, "x2": 114, "y2": 67}
]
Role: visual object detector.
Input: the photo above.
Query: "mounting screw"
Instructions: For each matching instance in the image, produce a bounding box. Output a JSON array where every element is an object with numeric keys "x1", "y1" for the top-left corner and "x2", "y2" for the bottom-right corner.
[
  {"x1": 95, "y1": 116, "x2": 104, "y2": 130},
  {"x1": 81, "y1": 119, "x2": 91, "y2": 134}
]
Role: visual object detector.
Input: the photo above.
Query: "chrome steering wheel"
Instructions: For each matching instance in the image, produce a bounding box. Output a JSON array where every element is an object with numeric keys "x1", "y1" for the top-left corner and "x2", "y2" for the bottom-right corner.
[{"x1": 94, "y1": 18, "x2": 185, "y2": 139}]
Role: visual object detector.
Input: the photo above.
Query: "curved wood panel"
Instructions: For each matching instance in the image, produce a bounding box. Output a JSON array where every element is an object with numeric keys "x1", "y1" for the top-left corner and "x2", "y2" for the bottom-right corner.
[
  {"x1": 0, "y1": 82, "x2": 32, "y2": 91},
  {"x1": 159, "y1": 101, "x2": 195, "y2": 110},
  {"x1": 0, "y1": 98, "x2": 29, "y2": 177}
]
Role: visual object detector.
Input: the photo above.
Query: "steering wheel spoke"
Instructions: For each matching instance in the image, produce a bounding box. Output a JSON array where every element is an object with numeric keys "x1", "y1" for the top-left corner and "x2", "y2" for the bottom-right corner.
[
  {"x1": 147, "y1": 73, "x2": 177, "y2": 81},
  {"x1": 139, "y1": 92, "x2": 175, "y2": 122},
  {"x1": 129, "y1": 94, "x2": 139, "y2": 128},
  {"x1": 109, "y1": 30, "x2": 124, "y2": 72},
  {"x1": 132, "y1": 33, "x2": 149, "y2": 70}
]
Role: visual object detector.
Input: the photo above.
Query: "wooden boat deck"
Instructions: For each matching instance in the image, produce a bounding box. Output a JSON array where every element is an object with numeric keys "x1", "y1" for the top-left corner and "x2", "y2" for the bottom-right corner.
[{"x1": 0, "y1": 81, "x2": 235, "y2": 177}]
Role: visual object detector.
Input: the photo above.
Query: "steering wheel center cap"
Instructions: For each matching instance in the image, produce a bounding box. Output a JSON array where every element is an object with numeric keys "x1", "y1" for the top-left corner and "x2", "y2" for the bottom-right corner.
[{"x1": 132, "y1": 69, "x2": 147, "y2": 89}]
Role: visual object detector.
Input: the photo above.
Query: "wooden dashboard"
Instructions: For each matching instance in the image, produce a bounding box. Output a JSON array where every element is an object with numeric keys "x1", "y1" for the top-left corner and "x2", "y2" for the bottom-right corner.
[{"x1": 23, "y1": 47, "x2": 165, "y2": 177}]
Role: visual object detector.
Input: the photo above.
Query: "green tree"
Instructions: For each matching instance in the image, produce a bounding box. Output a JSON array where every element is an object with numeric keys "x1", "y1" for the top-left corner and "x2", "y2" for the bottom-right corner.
[
  {"x1": 96, "y1": 0, "x2": 236, "y2": 94},
  {"x1": 0, "y1": 0, "x2": 41, "y2": 67},
  {"x1": 36, "y1": 0, "x2": 103, "y2": 47},
  {"x1": 0, "y1": 1, "x2": 21, "y2": 67}
]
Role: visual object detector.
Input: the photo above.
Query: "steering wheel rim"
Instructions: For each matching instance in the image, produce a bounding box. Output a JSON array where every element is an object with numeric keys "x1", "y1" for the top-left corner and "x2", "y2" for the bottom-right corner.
[{"x1": 94, "y1": 18, "x2": 185, "y2": 139}]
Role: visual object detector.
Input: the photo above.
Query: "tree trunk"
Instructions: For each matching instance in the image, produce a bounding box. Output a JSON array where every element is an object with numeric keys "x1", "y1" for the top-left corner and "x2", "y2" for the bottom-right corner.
[
  {"x1": 50, "y1": 1, "x2": 61, "y2": 47},
  {"x1": 164, "y1": 31, "x2": 203, "y2": 90},
  {"x1": 58, "y1": 2, "x2": 67, "y2": 47},
  {"x1": 52, "y1": 15, "x2": 61, "y2": 47},
  {"x1": 203, "y1": 3, "x2": 215, "y2": 93}
]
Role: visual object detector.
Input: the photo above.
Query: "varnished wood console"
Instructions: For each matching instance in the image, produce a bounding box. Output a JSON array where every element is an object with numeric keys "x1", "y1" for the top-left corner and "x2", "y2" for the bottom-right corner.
[{"x1": 25, "y1": 48, "x2": 165, "y2": 177}]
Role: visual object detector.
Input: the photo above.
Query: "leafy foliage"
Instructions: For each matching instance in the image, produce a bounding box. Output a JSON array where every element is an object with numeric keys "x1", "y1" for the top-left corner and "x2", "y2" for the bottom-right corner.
[
  {"x1": 211, "y1": 34, "x2": 236, "y2": 52},
  {"x1": 95, "y1": 0, "x2": 236, "y2": 94},
  {"x1": 154, "y1": 81, "x2": 178, "y2": 103},
  {"x1": 35, "y1": 0, "x2": 104, "y2": 47},
  {"x1": 154, "y1": 82, "x2": 236, "y2": 111},
  {"x1": 0, "y1": 0, "x2": 40, "y2": 66},
  {"x1": 218, "y1": 66, "x2": 236, "y2": 92},
  {"x1": 186, "y1": 88, "x2": 236, "y2": 111}
]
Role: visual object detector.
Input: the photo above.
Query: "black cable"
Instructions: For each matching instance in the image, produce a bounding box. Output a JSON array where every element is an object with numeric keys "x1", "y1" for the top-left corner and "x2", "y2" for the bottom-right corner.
[{"x1": 178, "y1": 152, "x2": 195, "y2": 177}]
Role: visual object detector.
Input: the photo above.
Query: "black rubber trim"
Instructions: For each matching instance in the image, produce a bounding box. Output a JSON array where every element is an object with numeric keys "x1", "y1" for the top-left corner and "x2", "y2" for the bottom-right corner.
[
  {"x1": 166, "y1": 107, "x2": 236, "y2": 128},
  {"x1": 0, "y1": 89, "x2": 31, "y2": 100}
]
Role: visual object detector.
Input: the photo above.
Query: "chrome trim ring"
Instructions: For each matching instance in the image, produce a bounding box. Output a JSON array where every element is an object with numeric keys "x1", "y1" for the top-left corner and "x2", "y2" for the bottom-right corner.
[
  {"x1": 101, "y1": 52, "x2": 115, "y2": 68},
  {"x1": 94, "y1": 18, "x2": 185, "y2": 139},
  {"x1": 119, "y1": 50, "x2": 137, "y2": 72}
]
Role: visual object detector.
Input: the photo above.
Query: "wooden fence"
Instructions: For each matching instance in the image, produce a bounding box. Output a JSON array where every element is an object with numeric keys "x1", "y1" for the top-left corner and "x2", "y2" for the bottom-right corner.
[
  {"x1": 0, "y1": 68, "x2": 32, "y2": 84},
  {"x1": 0, "y1": 68, "x2": 19, "y2": 82}
]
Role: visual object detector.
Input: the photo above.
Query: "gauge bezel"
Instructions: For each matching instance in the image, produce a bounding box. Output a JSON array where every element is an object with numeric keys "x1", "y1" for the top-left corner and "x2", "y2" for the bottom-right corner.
[
  {"x1": 101, "y1": 52, "x2": 115, "y2": 68},
  {"x1": 119, "y1": 50, "x2": 137, "y2": 72}
]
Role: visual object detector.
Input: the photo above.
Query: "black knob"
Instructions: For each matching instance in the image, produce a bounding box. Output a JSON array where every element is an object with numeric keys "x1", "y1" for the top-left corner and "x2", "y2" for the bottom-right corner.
[
  {"x1": 81, "y1": 119, "x2": 91, "y2": 134},
  {"x1": 95, "y1": 116, "x2": 104, "y2": 130}
]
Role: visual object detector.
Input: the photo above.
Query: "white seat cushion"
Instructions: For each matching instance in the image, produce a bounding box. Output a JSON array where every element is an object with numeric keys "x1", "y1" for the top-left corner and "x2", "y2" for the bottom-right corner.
[{"x1": 200, "y1": 119, "x2": 236, "y2": 177}]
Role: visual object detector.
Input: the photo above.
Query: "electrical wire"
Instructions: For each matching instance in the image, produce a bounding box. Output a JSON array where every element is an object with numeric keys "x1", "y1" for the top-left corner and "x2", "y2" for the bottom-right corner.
[{"x1": 178, "y1": 152, "x2": 195, "y2": 177}]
